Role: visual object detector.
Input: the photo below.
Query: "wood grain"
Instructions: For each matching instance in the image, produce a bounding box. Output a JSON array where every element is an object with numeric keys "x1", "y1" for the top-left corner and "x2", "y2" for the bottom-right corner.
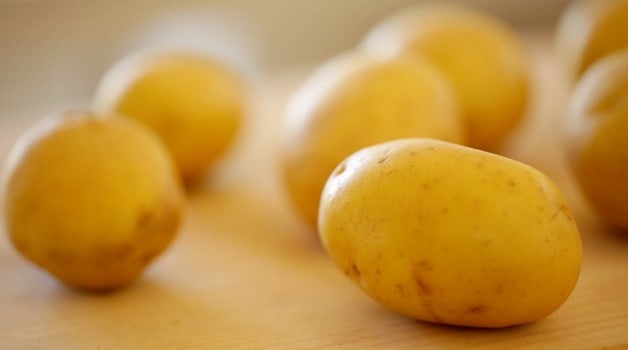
[{"x1": 1, "y1": 35, "x2": 628, "y2": 349}]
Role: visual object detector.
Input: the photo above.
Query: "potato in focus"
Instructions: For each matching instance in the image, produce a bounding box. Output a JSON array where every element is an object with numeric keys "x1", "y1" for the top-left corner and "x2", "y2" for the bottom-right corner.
[
  {"x1": 2, "y1": 111, "x2": 184, "y2": 291},
  {"x1": 319, "y1": 138, "x2": 582, "y2": 328}
]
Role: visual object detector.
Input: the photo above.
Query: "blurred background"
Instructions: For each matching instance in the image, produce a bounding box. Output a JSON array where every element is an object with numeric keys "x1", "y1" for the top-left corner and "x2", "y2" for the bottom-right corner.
[{"x1": 0, "y1": 0, "x2": 571, "y2": 123}]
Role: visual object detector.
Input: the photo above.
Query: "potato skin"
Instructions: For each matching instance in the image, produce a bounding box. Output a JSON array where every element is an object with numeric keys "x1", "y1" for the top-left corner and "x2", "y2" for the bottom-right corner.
[
  {"x1": 94, "y1": 51, "x2": 246, "y2": 184},
  {"x1": 566, "y1": 50, "x2": 628, "y2": 230},
  {"x1": 362, "y1": 4, "x2": 529, "y2": 151},
  {"x1": 2, "y1": 112, "x2": 184, "y2": 291},
  {"x1": 281, "y1": 51, "x2": 463, "y2": 230},
  {"x1": 319, "y1": 139, "x2": 582, "y2": 328}
]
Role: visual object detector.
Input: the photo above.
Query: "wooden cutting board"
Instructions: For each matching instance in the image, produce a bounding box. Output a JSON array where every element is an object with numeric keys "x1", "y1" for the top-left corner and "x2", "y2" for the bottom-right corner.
[{"x1": 1, "y1": 34, "x2": 628, "y2": 349}]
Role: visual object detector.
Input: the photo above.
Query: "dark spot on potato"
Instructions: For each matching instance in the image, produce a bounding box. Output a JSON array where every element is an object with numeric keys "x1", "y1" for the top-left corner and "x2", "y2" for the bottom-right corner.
[
  {"x1": 396, "y1": 283, "x2": 407, "y2": 298},
  {"x1": 377, "y1": 156, "x2": 389, "y2": 164},
  {"x1": 417, "y1": 259, "x2": 434, "y2": 272},
  {"x1": 550, "y1": 204, "x2": 572, "y2": 221},
  {"x1": 441, "y1": 207, "x2": 449, "y2": 214},
  {"x1": 466, "y1": 305, "x2": 486, "y2": 315},
  {"x1": 483, "y1": 240, "x2": 492, "y2": 247},
  {"x1": 333, "y1": 162, "x2": 347, "y2": 176},
  {"x1": 346, "y1": 262, "x2": 361, "y2": 279},
  {"x1": 136, "y1": 210, "x2": 154, "y2": 231},
  {"x1": 136, "y1": 201, "x2": 181, "y2": 241},
  {"x1": 508, "y1": 179, "x2": 516, "y2": 187},
  {"x1": 560, "y1": 204, "x2": 574, "y2": 221},
  {"x1": 413, "y1": 271, "x2": 432, "y2": 297},
  {"x1": 415, "y1": 286, "x2": 442, "y2": 323}
]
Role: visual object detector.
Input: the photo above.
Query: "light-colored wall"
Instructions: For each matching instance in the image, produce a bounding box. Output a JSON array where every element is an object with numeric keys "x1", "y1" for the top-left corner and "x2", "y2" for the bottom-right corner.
[{"x1": 0, "y1": 0, "x2": 570, "y2": 121}]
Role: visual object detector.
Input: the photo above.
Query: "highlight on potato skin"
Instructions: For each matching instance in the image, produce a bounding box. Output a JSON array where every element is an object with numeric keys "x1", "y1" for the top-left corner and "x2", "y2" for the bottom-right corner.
[
  {"x1": 319, "y1": 138, "x2": 582, "y2": 328},
  {"x1": 565, "y1": 49, "x2": 628, "y2": 230},
  {"x1": 2, "y1": 111, "x2": 185, "y2": 291}
]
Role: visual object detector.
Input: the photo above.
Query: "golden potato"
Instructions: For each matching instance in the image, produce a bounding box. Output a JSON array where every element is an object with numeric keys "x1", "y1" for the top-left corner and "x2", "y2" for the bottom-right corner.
[
  {"x1": 2, "y1": 111, "x2": 184, "y2": 291},
  {"x1": 94, "y1": 50, "x2": 247, "y2": 184},
  {"x1": 281, "y1": 51, "x2": 464, "y2": 230},
  {"x1": 319, "y1": 139, "x2": 582, "y2": 328},
  {"x1": 362, "y1": 4, "x2": 529, "y2": 151},
  {"x1": 566, "y1": 49, "x2": 628, "y2": 230},
  {"x1": 556, "y1": 0, "x2": 628, "y2": 79}
]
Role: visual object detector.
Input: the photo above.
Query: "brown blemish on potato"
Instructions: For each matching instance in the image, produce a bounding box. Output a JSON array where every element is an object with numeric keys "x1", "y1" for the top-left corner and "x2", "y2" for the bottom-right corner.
[
  {"x1": 560, "y1": 204, "x2": 574, "y2": 221},
  {"x1": 396, "y1": 283, "x2": 408, "y2": 298},
  {"x1": 495, "y1": 282, "x2": 505, "y2": 294},
  {"x1": 413, "y1": 272, "x2": 432, "y2": 296},
  {"x1": 508, "y1": 179, "x2": 516, "y2": 187},
  {"x1": 137, "y1": 199, "x2": 181, "y2": 236},
  {"x1": 550, "y1": 204, "x2": 573, "y2": 221},
  {"x1": 345, "y1": 262, "x2": 361, "y2": 279},
  {"x1": 333, "y1": 162, "x2": 347, "y2": 176},
  {"x1": 412, "y1": 270, "x2": 443, "y2": 322},
  {"x1": 136, "y1": 210, "x2": 155, "y2": 231},
  {"x1": 466, "y1": 305, "x2": 487, "y2": 315},
  {"x1": 377, "y1": 156, "x2": 389, "y2": 164},
  {"x1": 418, "y1": 259, "x2": 434, "y2": 272}
]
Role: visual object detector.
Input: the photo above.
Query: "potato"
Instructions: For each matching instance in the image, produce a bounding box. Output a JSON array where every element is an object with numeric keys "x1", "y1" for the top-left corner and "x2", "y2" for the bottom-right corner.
[
  {"x1": 566, "y1": 49, "x2": 628, "y2": 230},
  {"x1": 94, "y1": 50, "x2": 247, "y2": 184},
  {"x1": 556, "y1": 0, "x2": 628, "y2": 80},
  {"x1": 362, "y1": 4, "x2": 529, "y2": 151},
  {"x1": 281, "y1": 51, "x2": 463, "y2": 230},
  {"x1": 319, "y1": 138, "x2": 582, "y2": 328},
  {"x1": 2, "y1": 111, "x2": 184, "y2": 291}
]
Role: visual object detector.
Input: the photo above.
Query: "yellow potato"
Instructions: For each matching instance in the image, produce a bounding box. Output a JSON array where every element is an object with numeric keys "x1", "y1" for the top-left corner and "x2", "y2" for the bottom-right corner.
[
  {"x1": 362, "y1": 4, "x2": 529, "y2": 151},
  {"x1": 556, "y1": 0, "x2": 628, "y2": 79},
  {"x1": 319, "y1": 138, "x2": 582, "y2": 328},
  {"x1": 94, "y1": 50, "x2": 247, "y2": 184},
  {"x1": 2, "y1": 111, "x2": 184, "y2": 291},
  {"x1": 281, "y1": 51, "x2": 464, "y2": 230},
  {"x1": 566, "y1": 49, "x2": 628, "y2": 230}
]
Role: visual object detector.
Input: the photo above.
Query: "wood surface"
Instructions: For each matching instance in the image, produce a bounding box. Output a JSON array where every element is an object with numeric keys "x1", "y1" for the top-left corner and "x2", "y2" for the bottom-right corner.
[{"x1": 1, "y1": 35, "x2": 628, "y2": 349}]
